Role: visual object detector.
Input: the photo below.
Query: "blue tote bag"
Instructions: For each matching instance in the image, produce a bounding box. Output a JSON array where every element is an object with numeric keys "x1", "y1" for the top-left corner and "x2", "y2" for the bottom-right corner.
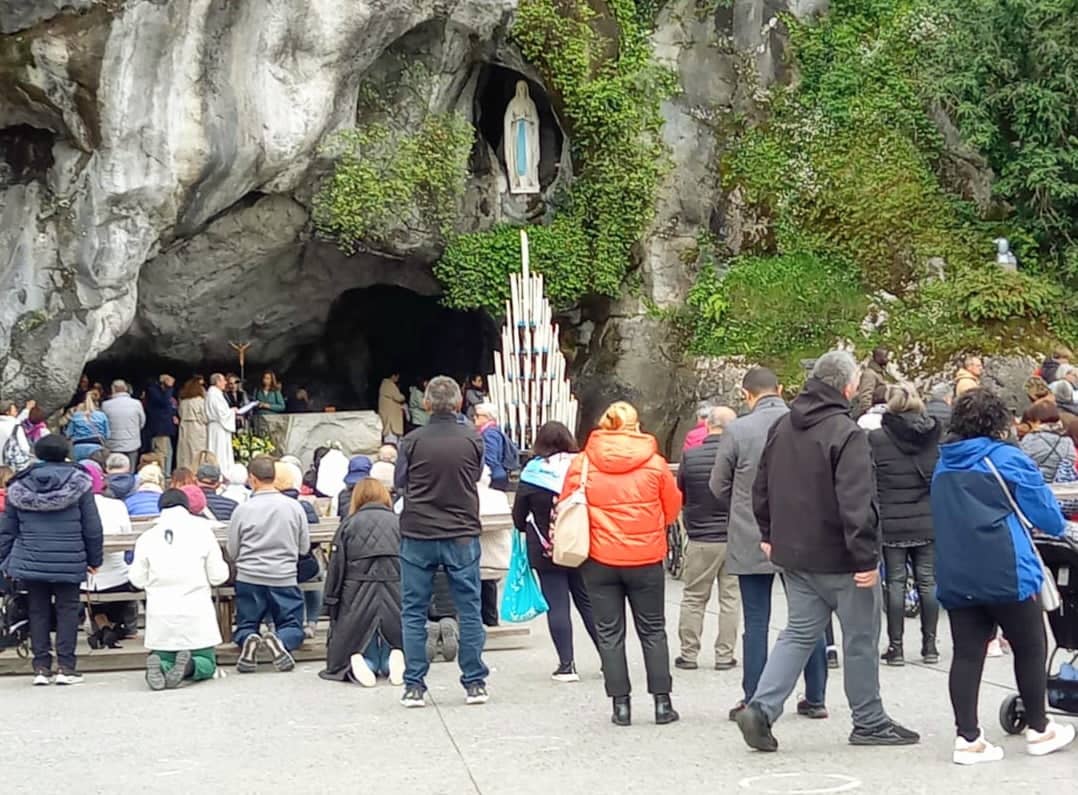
[{"x1": 500, "y1": 530, "x2": 549, "y2": 623}]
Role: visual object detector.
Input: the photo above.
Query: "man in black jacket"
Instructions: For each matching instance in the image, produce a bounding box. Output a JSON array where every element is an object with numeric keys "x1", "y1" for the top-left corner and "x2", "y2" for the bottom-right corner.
[
  {"x1": 675, "y1": 405, "x2": 739, "y2": 671},
  {"x1": 394, "y1": 376, "x2": 488, "y2": 708},
  {"x1": 736, "y1": 350, "x2": 919, "y2": 752}
]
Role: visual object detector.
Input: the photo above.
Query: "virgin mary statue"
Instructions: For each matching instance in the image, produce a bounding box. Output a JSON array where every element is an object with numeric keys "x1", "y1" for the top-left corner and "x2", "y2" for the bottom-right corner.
[{"x1": 503, "y1": 81, "x2": 541, "y2": 195}]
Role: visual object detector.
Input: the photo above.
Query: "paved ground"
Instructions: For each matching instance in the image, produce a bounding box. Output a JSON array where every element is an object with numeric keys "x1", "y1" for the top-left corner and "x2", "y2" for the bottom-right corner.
[{"x1": 3, "y1": 577, "x2": 1074, "y2": 794}]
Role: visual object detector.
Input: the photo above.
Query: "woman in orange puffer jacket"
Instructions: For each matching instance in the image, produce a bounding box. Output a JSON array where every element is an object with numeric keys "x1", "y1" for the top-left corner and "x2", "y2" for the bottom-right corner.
[{"x1": 559, "y1": 401, "x2": 682, "y2": 727}]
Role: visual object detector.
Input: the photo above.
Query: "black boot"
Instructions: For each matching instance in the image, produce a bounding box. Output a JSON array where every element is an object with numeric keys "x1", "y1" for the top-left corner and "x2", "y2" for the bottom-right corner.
[
  {"x1": 611, "y1": 696, "x2": 631, "y2": 727},
  {"x1": 921, "y1": 635, "x2": 939, "y2": 664},
  {"x1": 654, "y1": 694, "x2": 680, "y2": 725},
  {"x1": 880, "y1": 642, "x2": 904, "y2": 666}
]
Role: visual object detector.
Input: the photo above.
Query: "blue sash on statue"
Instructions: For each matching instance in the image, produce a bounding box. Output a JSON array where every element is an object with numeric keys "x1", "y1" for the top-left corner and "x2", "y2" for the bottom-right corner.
[{"x1": 515, "y1": 119, "x2": 528, "y2": 177}]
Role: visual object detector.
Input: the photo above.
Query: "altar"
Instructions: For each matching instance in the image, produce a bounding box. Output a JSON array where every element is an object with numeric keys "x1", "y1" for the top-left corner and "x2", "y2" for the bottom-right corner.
[{"x1": 259, "y1": 410, "x2": 382, "y2": 468}]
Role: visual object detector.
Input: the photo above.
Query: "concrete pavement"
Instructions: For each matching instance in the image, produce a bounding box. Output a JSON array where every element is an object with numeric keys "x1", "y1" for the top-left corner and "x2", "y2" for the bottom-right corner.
[{"x1": 2, "y1": 577, "x2": 1074, "y2": 794}]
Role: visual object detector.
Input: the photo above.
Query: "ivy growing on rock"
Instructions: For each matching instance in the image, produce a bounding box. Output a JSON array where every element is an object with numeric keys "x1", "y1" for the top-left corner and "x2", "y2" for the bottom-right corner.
[
  {"x1": 312, "y1": 112, "x2": 474, "y2": 252},
  {"x1": 687, "y1": 0, "x2": 1076, "y2": 376},
  {"x1": 435, "y1": 0, "x2": 677, "y2": 311}
]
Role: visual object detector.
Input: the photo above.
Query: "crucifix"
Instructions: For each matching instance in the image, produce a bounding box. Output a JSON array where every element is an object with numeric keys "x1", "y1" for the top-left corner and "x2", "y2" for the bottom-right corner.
[{"x1": 229, "y1": 341, "x2": 252, "y2": 383}]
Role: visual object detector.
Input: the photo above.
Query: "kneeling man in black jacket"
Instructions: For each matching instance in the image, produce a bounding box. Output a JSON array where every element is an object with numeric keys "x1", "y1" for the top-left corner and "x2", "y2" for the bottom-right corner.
[{"x1": 735, "y1": 350, "x2": 920, "y2": 752}]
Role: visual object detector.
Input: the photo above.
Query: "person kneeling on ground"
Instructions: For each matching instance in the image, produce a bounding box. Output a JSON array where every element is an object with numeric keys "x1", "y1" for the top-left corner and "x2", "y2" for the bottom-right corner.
[
  {"x1": 227, "y1": 455, "x2": 310, "y2": 673},
  {"x1": 128, "y1": 489, "x2": 230, "y2": 690},
  {"x1": 320, "y1": 478, "x2": 404, "y2": 687}
]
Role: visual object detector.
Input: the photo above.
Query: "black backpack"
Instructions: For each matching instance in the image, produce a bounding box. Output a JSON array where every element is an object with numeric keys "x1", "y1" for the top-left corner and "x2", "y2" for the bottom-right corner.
[{"x1": 0, "y1": 578, "x2": 30, "y2": 655}]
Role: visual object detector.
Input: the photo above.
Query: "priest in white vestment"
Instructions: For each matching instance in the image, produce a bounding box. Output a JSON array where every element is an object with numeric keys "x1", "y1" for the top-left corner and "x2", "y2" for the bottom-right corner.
[{"x1": 205, "y1": 373, "x2": 236, "y2": 470}]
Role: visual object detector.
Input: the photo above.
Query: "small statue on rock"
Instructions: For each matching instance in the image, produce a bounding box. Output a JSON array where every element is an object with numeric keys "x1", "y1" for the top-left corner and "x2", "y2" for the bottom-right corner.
[{"x1": 994, "y1": 237, "x2": 1018, "y2": 272}]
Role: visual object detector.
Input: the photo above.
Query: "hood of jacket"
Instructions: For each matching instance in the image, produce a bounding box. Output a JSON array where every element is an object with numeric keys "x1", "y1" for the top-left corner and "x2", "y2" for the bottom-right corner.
[
  {"x1": 881, "y1": 411, "x2": 940, "y2": 454},
  {"x1": 519, "y1": 452, "x2": 575, "y2": 494},
  {"x1": 937, "y1": 435, "x2": 1004, "y2": 471},
  {"x1": 106, "y1": 473, "x2": 138, "y2": 499},
  {"x1": 7, "y1": 463, "x2": 90, "y2": 512},
  {"x1": 585, "y1": 430, "x2": 657, "y2": 475},
  {"x1": 789, "y1": 378, "x2": 852, "y2": 430}
]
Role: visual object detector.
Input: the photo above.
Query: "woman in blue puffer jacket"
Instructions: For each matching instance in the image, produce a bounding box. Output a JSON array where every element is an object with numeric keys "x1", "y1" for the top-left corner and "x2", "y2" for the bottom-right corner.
[
  {"x1": 0, "y1": 435, "x2": 103, "y2": 684},
  {"x1": 931, "y1": 388, "x2": 1073, "y2": 766}
]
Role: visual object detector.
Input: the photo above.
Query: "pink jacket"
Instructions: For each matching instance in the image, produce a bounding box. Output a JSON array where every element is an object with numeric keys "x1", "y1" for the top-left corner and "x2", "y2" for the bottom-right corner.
[{"x1": 683, "y1": 421, "x2": 708, "y2": 451}]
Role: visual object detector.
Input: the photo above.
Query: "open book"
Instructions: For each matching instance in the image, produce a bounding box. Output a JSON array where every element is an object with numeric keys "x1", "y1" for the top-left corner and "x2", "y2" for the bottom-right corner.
[{"x1": 236, "y1": 401, "x2": 260, "y2": 416}]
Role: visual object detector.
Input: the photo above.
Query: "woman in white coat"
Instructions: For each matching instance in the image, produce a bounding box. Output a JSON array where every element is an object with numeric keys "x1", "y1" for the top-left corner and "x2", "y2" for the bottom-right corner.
[{"x1": 128, "y1": 489, "x2": 230, "y2": 690}]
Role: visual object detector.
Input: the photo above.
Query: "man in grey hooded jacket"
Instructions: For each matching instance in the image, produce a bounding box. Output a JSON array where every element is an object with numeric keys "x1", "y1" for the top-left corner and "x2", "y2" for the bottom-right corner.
[{"x1": 710, "y1": 367, "x2": 828, "y2": 721}]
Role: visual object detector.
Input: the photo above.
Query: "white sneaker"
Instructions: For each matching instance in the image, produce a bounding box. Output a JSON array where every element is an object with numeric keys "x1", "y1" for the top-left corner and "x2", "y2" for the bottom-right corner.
[
  {"x1": 349, "y1": 654, "x2": 377, "y2": 687},
  {"x1": 54, "y1": 671, "x2": 83, "y2": 686},
  {"x1": 953, "y1": 731, "x2": 1004, "y2": 765},
  {"x1": 32, "y1": 671, "x2": 52, "y2": 687},
  {"x1": 986, "y1": 638, "x2": 1004, "y2": 657},
  {"x1": 387, "y1": 649, "x2": 405, "y2": 687},
  {"x1": 1026, "y1": 720, "x2": 1077, "y2": 757}
]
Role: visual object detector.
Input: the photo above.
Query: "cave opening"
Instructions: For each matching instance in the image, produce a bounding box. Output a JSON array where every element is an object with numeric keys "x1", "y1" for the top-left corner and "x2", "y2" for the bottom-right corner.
[
  {"x1": 85, "y1": 285, "x2": 499, "y2": 414},
  {"x1": 0, "y1": 124, "x2": 56, "y2": 186},
  {"x1": 475, "y1": 64, "x2": 563, "y2": 189}
]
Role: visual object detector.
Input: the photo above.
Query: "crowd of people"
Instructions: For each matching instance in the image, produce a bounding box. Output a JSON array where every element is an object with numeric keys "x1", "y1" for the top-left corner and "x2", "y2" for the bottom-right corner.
[{"x1": 2, "y1": 347, "x2": 1078, "y2": 767}]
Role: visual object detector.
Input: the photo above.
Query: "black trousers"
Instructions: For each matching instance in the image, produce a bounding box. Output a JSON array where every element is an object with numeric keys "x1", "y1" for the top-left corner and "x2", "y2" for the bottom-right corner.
[
  {"x1": 27, "y1": 580, "x2": 81, "y2": 673},
  {"x1": 948, "y1": 597, "x2": 1047, "y2": 740},
  {"x1": 582, "y1": 560, "x2": 671, "y2": 698},
  {"x1": 537, "y1": 565, "x2": 599, "y2": 666},
  {"x1": 883, "y1": 543, "x2": 939, "y2": 647}
]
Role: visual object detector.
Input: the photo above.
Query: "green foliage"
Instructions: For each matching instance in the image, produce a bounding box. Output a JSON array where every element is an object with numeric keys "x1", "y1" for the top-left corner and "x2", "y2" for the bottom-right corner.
[
  {"x1": 313, "y1": 113, "x2": 474, "y2": 251},
  {"x1": 924, "y1": 0, "x2": 1078, "y2": 263},
  {"x1": 438, "y1": 0, "x2": 676, "y2": 311},
  {"x1": 688, "y1": 251, "x2": 869, "y2": 384},
  {"x1": 691, "y1": 0, "x2": 1076, "y2": 377}
]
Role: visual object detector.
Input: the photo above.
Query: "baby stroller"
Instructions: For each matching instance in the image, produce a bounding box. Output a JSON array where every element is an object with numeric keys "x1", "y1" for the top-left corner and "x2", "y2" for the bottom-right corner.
[
  {"x1": 999, "y1": 535, "x2": 1078, "y2": 734},
  {"x1": 665, "y1": 518, "x2": 686, "y2": 580}
]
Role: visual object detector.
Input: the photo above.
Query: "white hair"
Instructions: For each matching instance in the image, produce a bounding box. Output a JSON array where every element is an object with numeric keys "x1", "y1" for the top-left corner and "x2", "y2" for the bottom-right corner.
[
  {"x1": 377, "y1": 444, "x2": 398, "y2": 463},
  {"x1": 111, "y1": 379, "x2": 128, "y2": 394},
  {"x1": 226, "y1": 463, "x2": 249, "y2": 485},
  {"x1": 696, "y1": 401, "x2": 712, "y2": 420},
  {"x1": 929, "y1": 382, "x2": 952, "y2": 402},
  {"x1": 706, "y1": 405, "x2": 736, "y2": 430},
  {"x1": 1050, "y1": 380, "x2": 1074, "y2": 403},
  {"x1": 474, "y1": 402, "x2": 498, "y2": 421},
  {"x1": 425, "y1": 376, "x2": 462, "y2": 415}
]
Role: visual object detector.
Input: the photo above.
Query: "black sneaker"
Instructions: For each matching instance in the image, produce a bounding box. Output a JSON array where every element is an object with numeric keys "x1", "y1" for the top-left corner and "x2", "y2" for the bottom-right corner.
[
  {"x1": 425, "y1": 621, "x2": 440, "y2": 662},
  {"x1": 236, "y1": 634, "x2": 261, "y2": 673},
  {"x1": 145, "y1": 653, "x2": 166, "y2": 691},
  {"x1": 439, "y1": 618, "x2": 459, "y2": 662},
  {"x1": 728, "y1": 701, "x2": 746, "y2": 722},
  {"x1": 796, "y1": 699, "x2": 829, "y2": 719},
  {"x1": 849, "y1": 720, "x2": 920, "y2": 746},
  {"x1": 826, "y1": 646, "x2": 839, "y2": 669},
  {"x1": 164, "y1": 650, "x2": 191, "y2": 689},
  {"x1": 401, "y1": 685, "x2": 427, "y2": 708},
  {"x1": 465, "y1": 684, "x2": 489, "y2": 705},
  {"x1": 714, "y1": 658, "x2": 738, "y2": 671},
  {"x1": 552, "y1": 662, "x2": 580, "y2": 683},
  {"x1": 881, "y1": 644, "x2": 905, "y2": 666},
  {"x1": 262, "y1": 631, "x2": 295, "y2": 672},
  {"x1": 736, "y1": 703, "x2": 778, "y2": 752},
  {"x1": 674, "y1": 656, "x2": 698, "y2": 670},
  {"x1": 921, "y1": 640, "x2": 940, "y2": 665}
]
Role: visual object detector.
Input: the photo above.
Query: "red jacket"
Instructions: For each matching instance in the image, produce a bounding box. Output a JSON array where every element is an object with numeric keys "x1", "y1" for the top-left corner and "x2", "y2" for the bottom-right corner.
[
  {"x1": 683, "y1": 420, "x2": 708, "y2": 451},
  {"x1": 560, "y1": 430, "x2": 681, "y2": 567}
]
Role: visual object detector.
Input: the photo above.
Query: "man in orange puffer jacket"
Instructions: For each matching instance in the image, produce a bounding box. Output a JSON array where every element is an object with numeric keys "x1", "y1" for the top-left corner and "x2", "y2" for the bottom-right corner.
[{"x1": 560, "y1": 402, "x2": 682, "y2": 727}]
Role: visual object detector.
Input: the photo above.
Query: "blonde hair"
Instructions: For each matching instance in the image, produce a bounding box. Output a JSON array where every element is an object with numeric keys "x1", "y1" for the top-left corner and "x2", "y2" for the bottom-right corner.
[
  {"x1": 350, "y1": 477, "x2": 392, "y2": 514},
  {"x1": 886, "y1": 384, "x2": 925, "y2": 415},
  {"x1": 598, "y1": 401, "x2": 640, "y2": 432},
  {"x1": 273, "y1": 461, "x2": 303, "y2": 492}
]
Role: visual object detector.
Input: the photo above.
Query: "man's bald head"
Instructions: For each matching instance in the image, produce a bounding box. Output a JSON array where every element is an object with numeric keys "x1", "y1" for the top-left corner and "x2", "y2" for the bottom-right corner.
[{"x1": 707, "y1": 406, "x2": 737, "y2": 434}]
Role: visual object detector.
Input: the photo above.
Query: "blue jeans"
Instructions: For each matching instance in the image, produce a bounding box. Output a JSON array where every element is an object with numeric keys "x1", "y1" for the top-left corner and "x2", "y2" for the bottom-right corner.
[
  {"x1": 364, "y1": 632, "x2": 392, "y2": 677},
  {"x1": 400, "y1": 536, "x2": 488, "y2": 690},
  {"x1": 233, "y1": 582, "x2": 306, "y2": 651},
  {"x1": 739, "y1": 573, "x2": 827, "y2": 705}
]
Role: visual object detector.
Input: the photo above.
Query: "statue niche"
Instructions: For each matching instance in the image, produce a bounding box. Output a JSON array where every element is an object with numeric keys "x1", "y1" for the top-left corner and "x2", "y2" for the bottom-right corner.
[{"x1": 503, "y1": 81, "x2": 541, "y2": 195}]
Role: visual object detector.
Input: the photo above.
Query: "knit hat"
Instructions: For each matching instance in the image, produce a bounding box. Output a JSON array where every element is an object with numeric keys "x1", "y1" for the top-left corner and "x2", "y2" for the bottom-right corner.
[
  {"x1": 79, "y1": 460, "x2": 105, "y2": 495},
  {"x1": 180, "y1": 484, "x2": 207, "y2": 515},
  {"x1": 196, "y1": 463, "x2": 222, "y2": 483}
]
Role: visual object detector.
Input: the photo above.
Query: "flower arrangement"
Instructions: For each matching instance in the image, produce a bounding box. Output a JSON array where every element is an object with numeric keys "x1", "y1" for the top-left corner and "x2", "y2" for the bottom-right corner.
[{"x1": 233, "y1": 432, "x2": 277, "y2": 464}]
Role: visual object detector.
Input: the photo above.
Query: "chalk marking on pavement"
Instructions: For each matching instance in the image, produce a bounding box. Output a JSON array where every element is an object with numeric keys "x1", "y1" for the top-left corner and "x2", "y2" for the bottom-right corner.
[{"x1": 738, "y1": 772, "x2": 861, "y2": 794}]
